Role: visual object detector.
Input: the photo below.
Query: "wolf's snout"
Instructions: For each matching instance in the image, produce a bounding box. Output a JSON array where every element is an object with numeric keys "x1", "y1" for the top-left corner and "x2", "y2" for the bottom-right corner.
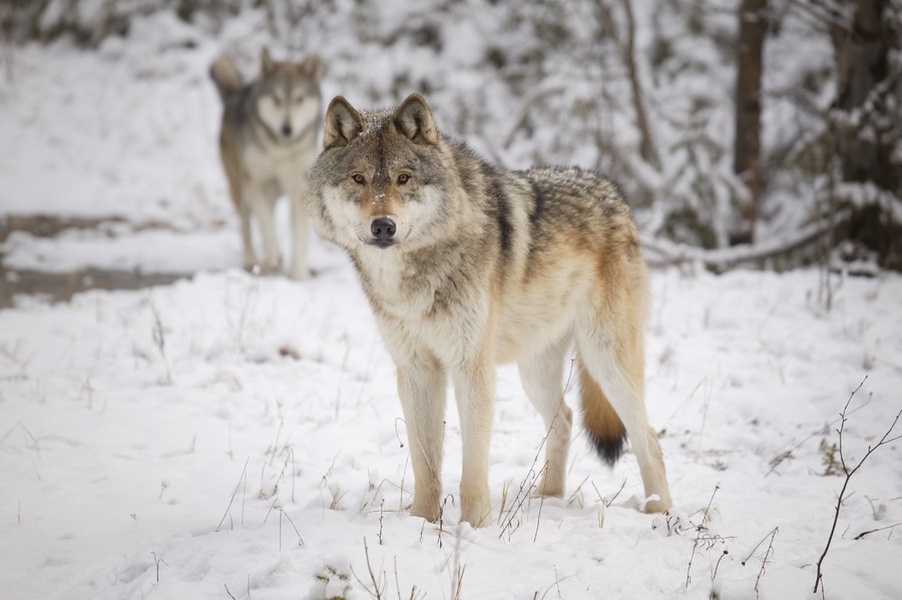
[
  {"x1": 281, "y1": 123, "x2": 292, "y2": 137},
  {"x1": 370, "y1": 217, "x2": 397, "y2": 247}
]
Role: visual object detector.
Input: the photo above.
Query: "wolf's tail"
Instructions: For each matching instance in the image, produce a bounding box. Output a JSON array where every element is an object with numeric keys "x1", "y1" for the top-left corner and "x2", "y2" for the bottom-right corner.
[
  {"x1": 578, "y1": 360, "x2": 627, "y2": 465},
  {"x1": 209, "y1": 56, "x2": 243, "y2": 103}
]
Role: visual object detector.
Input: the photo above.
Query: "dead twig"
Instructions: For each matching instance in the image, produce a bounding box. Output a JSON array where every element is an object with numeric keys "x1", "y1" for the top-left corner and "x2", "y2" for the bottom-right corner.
[
  {"x1": 813, "y1": 377, "x2": 901, "y2": 594},
  {"x1": 353, "y1": 537, "x2": 386, "y2": 600},
  {"x1": 685, "y1": 485, "x2": 721, "y2": 589},
  {"x1": 853, "y1": 522, "x2": 902, "y2": 540},
  {"x1": 741, "y1": 527, "x2": 779, "y2": 598}
]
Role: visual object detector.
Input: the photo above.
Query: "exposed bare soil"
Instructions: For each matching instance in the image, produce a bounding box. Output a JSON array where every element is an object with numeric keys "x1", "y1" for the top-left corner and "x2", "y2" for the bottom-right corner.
[{"x1": 0, "y1": 214, "x2": 186, "y2": 308}]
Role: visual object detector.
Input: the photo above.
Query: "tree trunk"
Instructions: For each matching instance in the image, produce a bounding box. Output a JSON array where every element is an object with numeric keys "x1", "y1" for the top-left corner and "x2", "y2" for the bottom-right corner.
[
  {"x1": 831, "y1": 0, "x2": 899, "y2": 191},
  {"x1": 734, "y1": 0, "x2": 767, "y2": 244},
  {"x1": 831, "y1": 0, "x2": 902, "y2": 269},
  {"x1": 593, "y1": 0, "x2": 661, "y2": 172},
  {"x1": 620, "y1": 0, "x2": 661, "y2": 171}
]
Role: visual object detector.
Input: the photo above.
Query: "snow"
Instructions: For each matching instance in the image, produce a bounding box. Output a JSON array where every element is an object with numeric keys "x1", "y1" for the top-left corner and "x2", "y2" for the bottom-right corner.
[{"x1": 2, "y1": 10, "x2": 902, "y2": 600}]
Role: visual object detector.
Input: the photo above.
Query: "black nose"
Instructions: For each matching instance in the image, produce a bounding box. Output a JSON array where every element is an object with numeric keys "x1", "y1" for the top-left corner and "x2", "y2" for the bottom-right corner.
[
  {"x1": 281, "y1": 124, "x2": 292, "y2": 137},
  {"x1": 370, "y1": 217, "x2": 397, "y2": 242}
]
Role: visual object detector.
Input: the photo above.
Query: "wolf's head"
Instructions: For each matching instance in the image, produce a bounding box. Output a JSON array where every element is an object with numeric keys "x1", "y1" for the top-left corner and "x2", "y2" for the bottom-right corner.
[
  {"x1": 307, "y1": 93, "x2": 461, "y2": 252},
  {"x1": 253, "y1": 47, "x2": 325, "y2": 143}
]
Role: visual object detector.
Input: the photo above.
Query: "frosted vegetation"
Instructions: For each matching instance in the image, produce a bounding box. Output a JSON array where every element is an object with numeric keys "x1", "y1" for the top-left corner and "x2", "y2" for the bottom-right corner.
[{"x1": 6, "y1": 0, "x2": 902, "y2": 269}]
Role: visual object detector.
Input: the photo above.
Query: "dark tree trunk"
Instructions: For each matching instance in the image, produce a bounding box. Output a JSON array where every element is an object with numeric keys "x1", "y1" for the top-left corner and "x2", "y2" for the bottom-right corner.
[
  {"x1": 620, "y1": 0, "x2": 661, "y2": 171},
  {"x1": 830, "y1": 0, "x2": 902, "y2": 269},
  {"x1": 734, "y1": 0, "x2": 767, "y2": 244}
]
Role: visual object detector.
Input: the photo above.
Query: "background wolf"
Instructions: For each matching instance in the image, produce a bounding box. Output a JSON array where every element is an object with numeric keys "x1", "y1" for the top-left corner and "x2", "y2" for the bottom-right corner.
[
  {"x1": 210, "y1": 48, "x2": 324, "y2": 279},
  {"x1": 307, "y1": 93, "x2": 673, "y2": 527}
]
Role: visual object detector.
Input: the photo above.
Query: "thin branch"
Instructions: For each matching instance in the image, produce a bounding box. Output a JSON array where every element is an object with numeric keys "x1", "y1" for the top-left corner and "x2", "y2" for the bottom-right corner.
[
  {"x1": 641, "y1": 209, "x2": 850, "y2": 272},
  {"x1": 765, "y1": 387, "x2": 872, "y2": 478},
  {"x1": 854, "y1": 522, "x2": 902, "y2": 541},
  {"x1": 744, "y1": 527, "x2": 779, "y2": 597},
  {"x1": 501, "y1": 85, "x2": 566, "y2": 151},
  {"x1": 592, "y1": 0, "x2": 660, "y2": 169},
  {"x1": 353, "y1": 537, "x2": 386, "y2": 600},
  {"x1": 617, "y1": 0, "x2": 661, "y2": 169},
  {"x1": 814, "y1": 377, "x2": 901, "y2": 594},
  {"x1": 685, "y1": 485, "x2": 720, "y2": 589},
  {"x1": 216, "y1": 458, "x2": 250, "y2": 532}
]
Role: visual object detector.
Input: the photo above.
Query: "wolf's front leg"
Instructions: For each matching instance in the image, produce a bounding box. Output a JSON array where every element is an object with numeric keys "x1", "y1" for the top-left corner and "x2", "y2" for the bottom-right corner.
[
  {"x1": 452, "y1": 356, "x2": 495, "y2": 528},
  {"x1": 249, "y1": 192, "x2": 282, "y2": 274},
  {"x1": 289, "y1": 193, "x2": 311, "y2": 280},
  {"x1": 396, "y1": 354, "x2": 446, "y2": 522},
  {"x1": 238, "y1": 201, "x2": 258, "y2": 272}
]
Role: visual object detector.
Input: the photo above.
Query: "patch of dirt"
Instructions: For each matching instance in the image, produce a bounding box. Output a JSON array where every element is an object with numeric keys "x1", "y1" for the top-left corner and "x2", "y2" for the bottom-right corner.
[{"x1": 0, "y1": 214, "x2": 187, "y2": 309}]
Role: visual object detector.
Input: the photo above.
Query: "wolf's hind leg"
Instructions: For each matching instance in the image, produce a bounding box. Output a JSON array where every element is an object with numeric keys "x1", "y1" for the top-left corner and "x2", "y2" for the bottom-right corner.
[
  {"x1": 518, "y1": 337, "x2": 573, "y2": 498},
  {"x1": 396, "y1": 353, "x2": 446, "y2": 523},
  {"x1": 575, "y1": 317, "x2": 672, "y2": 513}
]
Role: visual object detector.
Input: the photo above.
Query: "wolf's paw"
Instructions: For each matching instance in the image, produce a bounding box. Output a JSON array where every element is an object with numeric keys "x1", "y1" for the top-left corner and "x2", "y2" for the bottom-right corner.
[
  {"x1": 460, "y1": 505, "x2": 492, "y2": 528},
  {"x1": 410, "y1": 500, "x2": 441, "y2": 523},
  {"x1": 460, "y1": 497, "x2": 493, "y2": 528},
  {"x1": 535, "y1": 476, "x2": 565, "y2": 499},
  {"x1": 289, "y1": 265, "x2": 312, "y2": 280},
  {"x1": 260, "y1": 258, "x2": 283, "y2": 276},
  {"x1": 642, "y1": 495, "x2": 672, "y2": 514}
]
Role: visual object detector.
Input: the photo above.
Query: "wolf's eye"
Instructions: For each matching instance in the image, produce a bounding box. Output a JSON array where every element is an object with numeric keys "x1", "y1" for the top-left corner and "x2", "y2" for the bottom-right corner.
[
  {"x1": 397, "y1": 174, "x2": 410, "y2": 185},
  {"x1": 273, "y1": 97, "x2": 282, "y2": 108},
  {"x1": 351, "y1": 174, "x2": 366, "y2": 185}
]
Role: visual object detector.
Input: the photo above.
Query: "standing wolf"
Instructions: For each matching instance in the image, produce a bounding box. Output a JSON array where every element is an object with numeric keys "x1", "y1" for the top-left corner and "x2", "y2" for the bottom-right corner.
[
  {"x1": 210, "y1": 48, "x2": 325, "y2": 279},
  {"x1": 307, "y1": 93, "x2": 673, "y2": 527}
]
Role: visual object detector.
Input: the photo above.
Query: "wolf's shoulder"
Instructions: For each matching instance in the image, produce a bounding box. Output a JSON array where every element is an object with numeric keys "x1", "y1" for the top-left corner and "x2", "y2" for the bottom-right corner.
[
  {"x1": 518, "y1": 166, "x2": 619, "y2": 194},
  {"x1": 222, "y1": 83, "x2": 256, "y2": 125},
  {"x1": 515, "y1": 165, "x2": 627, "y2": 211}
]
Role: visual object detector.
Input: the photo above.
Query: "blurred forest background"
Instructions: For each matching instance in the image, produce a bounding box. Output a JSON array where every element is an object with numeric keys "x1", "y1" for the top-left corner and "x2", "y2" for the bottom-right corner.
[{"x1": 3, "y1": 0, "x2": 901, "y2": 273}]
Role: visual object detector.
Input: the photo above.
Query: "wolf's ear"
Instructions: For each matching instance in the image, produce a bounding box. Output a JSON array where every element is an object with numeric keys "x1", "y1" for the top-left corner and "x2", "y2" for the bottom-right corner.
[
  {"x1": 260, "y1": 47, "x2": 276, "y2": 75},
  {"x1": 300, "y1": 56, "x2": 326, "y2": 83},
  {"x1": 323, "y1": 96, "x2": 364, "y2": 150},
  {"x1": 392, "y1": 93, "x2": 438, "y2": 146}
]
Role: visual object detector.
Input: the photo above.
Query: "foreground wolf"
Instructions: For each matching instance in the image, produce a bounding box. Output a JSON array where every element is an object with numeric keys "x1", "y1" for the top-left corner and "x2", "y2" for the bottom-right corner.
[
  {"x1": 307, "y1": 93, "x2": 673, "y2": 527},
  {"x1": 210, "y1": 48, "x2": 325, "y2": 279}
]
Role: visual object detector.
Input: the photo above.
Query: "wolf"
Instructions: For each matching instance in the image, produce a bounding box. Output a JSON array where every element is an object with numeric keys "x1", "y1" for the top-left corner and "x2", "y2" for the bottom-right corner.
[
  {"x1": 210, "y1": 48, "x2": 325, "y2": 279},
  {"x1": 306, "y1": 93, "x2": 673, "y2": 527}
]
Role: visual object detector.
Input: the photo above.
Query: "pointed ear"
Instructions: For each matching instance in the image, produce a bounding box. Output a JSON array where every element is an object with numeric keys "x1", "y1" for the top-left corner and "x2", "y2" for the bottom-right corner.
[
  {"x1": 299, "y1": 56, "x2": 326, "y2": 83},
  {"x1": 260, "y1": 47, "x2": 276, "y2": 75},
  {"x1": 323, "y1": 96, "x2": 364, "y2": 150},
  {"x1": 392, "y1": 93, "x2": 438, "y2": 146}
]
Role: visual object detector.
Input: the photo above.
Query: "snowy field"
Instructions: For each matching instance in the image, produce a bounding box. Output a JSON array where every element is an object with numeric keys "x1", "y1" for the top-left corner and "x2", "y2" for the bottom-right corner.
[{"x1": 2, "y1": 14, "x2": 902, "y2": 600}]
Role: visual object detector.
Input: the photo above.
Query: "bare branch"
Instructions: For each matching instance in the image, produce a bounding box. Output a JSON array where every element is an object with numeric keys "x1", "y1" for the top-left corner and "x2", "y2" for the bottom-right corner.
[
  {"x1": 641, "y1": 209, "x2": 850, "y2": 272},
  {"x1": 854, "y1": 522, "x2": 902, "y2": 540},
  {"x1": 501, "y1": 85, "x2": 566, "y2": 151},
  {"x1": 685, "y1": 485, "x2": 721, "y2": 589},
  {"x1": 814, "y1": 377, "x2": 900, "y2": 594}
]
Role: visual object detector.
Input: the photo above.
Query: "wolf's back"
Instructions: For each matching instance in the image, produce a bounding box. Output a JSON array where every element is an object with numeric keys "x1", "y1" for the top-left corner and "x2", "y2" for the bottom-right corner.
[{"x1": 209, "y1": 57, "x2": 243, "y2": 103}]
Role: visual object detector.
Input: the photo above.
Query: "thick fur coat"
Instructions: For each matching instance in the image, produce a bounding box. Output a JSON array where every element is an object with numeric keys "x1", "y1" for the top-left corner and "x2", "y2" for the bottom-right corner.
[
  {"x1": 306, "y1": 93, "x2": 672, "y2": 527},
  {"x1": 210, "y1": 48, "x2": 325, "y2": 279}
]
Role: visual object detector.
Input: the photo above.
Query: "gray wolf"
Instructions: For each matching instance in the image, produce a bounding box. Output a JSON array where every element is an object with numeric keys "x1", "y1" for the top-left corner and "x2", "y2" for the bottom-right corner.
[
  {"x1": 210, "y1": 48, "x2": 325, "y2": 279},
  {"x1": 306, "y1": 93, "x2": 673, "y2": 527}
]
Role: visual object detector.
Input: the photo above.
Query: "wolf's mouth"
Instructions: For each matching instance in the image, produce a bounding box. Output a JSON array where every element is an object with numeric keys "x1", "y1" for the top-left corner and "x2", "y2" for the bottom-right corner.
[{"x1": 369, "y1": 239, "x2": 396, "y2": 249}]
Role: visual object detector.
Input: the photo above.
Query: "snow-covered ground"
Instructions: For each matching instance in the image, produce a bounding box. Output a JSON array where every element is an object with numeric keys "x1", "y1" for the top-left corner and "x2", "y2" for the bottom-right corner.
[
  {"x1": 2, "y1": 12, "x2": 902, "y2": 600},
  {"x1": 4, "y1": 260, "x2": 902, "y2": 600}
]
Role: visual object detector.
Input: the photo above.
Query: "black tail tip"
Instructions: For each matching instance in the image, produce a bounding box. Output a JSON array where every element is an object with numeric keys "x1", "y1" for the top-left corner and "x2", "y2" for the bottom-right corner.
[{"x1": 588, "y1": 431, "x2": 627, "y2": 466}]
